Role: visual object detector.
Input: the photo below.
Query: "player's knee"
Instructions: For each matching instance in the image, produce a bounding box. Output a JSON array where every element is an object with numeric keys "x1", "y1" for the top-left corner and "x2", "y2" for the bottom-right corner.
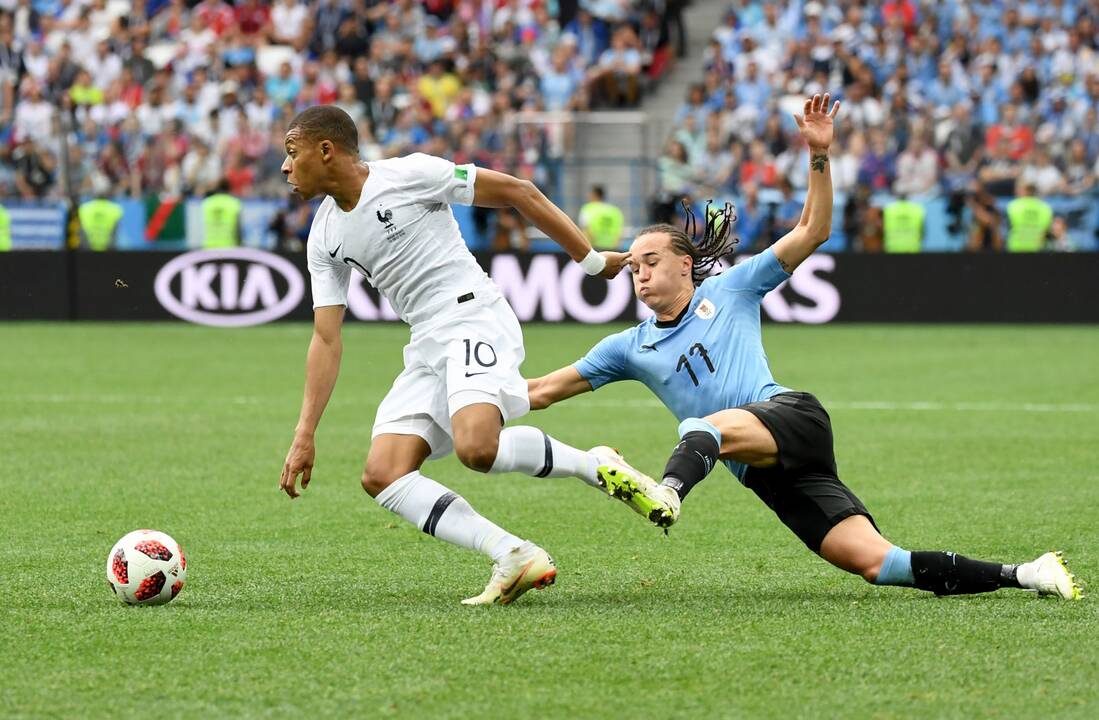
[
  {"x1": 455, "y1": 438, "x2": 498, "y2": 473},
  {"x1": 361, "y1": 461, "x2": 400, "y2": 497}
]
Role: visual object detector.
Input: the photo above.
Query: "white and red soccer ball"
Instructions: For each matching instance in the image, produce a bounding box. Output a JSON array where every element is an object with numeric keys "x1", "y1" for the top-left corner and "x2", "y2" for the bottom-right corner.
[{"x1": 106, "y1": 530, "x2": 187, "y2": 605}]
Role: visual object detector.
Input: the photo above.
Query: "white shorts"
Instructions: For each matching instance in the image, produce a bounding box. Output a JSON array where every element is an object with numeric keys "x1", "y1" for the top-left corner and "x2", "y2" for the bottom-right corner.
[{"x1": 371, "y1": 295, "x2": 530, "y2": 459}]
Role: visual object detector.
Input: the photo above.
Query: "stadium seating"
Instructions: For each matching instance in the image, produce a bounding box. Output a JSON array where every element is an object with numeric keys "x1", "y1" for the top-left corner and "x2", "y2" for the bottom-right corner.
[
  {"x1": 1, "y1": 1, "x2": 1096, "y2": 251},
  {"x1": 664, "y1": 0, "x2": 1099, "y2": 252}
]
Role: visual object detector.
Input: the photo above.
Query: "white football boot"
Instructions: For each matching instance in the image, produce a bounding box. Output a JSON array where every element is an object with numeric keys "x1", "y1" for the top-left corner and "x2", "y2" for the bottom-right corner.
[
  {"x1": 461, "y1": 542, "x2": 557, "y2": 606},
  {"x1": 590, "y1": 446, "x2": 681, "y2": 529},
  {"x1": 1018, "y1": 551, "x2": 1083, "y2": 600}
]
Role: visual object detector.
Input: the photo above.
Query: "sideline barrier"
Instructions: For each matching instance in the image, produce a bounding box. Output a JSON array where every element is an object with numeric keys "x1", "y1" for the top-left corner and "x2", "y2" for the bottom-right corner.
[{"x1": 2, "y1": 250, "x2": 1097, "y2": 323}]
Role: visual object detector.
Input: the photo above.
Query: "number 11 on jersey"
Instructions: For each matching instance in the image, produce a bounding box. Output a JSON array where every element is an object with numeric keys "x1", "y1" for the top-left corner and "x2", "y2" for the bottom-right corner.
[{"x1": 676, "y1": 342, "x2": 714, "y2": 387}]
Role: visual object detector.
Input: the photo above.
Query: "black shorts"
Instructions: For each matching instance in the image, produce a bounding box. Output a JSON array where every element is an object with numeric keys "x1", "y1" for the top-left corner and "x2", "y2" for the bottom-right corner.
[{"x1": 740, "y1": 391, "x2": 877, "y2": 552}]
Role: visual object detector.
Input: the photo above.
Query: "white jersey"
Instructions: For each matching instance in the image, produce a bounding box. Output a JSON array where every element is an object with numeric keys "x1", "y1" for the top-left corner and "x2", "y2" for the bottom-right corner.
[{"x1": 306, "y1": 153, "x2": 501, "y2": 327}]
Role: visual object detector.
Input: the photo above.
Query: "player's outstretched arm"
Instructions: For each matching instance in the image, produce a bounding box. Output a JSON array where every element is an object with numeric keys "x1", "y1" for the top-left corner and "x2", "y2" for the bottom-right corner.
[
  {"x1": 772, "y1": 93, "x2": 840, "y2": 273},
  {"x1": 280, "y1": 305, "x2": 345, "y2": 499},
  {"x1": 528, "y1": 367, "x2": 594, "y2": 411},
  {"x1": 472, "y1": 167, "x2": 628, "y2": 279}
]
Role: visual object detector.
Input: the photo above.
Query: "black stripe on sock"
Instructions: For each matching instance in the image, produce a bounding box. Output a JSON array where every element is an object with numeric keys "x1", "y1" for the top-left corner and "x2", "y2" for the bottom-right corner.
[
  {"x1": 534, "y1": 432, "x2": 553, "y2": 478},
  {"x1": 422, "y1": 492, "x2": 459, "y2": 536}
]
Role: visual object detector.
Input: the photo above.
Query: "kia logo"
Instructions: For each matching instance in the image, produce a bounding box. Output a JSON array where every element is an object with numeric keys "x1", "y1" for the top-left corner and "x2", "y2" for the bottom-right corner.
[{"x1": 154, "y1": 248, "x2": 305, "y2": 327}]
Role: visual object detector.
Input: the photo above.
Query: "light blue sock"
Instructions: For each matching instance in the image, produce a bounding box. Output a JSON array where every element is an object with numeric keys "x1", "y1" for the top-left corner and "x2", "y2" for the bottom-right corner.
[
  {"x1": 678, "y1": 417, "x2": 721, "y2": 445},
  {"x1": 875, "y1": 545, "x2": 915, "y2": 586}
]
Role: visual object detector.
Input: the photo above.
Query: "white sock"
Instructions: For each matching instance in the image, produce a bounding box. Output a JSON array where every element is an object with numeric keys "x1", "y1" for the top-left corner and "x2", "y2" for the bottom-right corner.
[
  {"x1": 1015, "y1": 561, "x2": 1038, "y2": 589},
  {"x1": 375, "y1": 471, "x2": 523, "y2": 562},
  {"x1": 489, "y1": 426, "x2": 601, "y2": 487}
]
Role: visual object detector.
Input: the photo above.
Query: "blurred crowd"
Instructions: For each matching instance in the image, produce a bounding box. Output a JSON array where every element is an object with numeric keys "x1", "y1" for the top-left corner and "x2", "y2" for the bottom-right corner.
[
  {"x1": 657, "y1": 0, "x2": 1099, "y2": 251},
  {"x1": 0, "y1": 0, "x2": 681, "y2": 211}
]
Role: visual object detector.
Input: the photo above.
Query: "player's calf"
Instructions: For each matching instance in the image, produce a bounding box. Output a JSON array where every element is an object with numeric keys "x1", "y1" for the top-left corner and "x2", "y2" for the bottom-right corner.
[
  {"x1": 658, "y1": 418, "x2": 722, "y2": 501},
  {"x1": 872, "y1": 546, "x2": 1083, "y2": 599}
]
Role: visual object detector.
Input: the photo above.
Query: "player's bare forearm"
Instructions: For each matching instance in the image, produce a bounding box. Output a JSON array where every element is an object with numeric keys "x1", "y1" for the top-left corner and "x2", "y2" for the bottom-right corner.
[
  {"x1": 473, "y1": 168, "x2": 591, "y2": 260},
  {"x1": 528, "y1": 367, "x2": 593, "y2": 411},
  {"x1": 295, "y1": 307, "x2": 344, "y2": 437},
  {"x1": 774, "y1": 93, "x2": 839, "y2": 273}
]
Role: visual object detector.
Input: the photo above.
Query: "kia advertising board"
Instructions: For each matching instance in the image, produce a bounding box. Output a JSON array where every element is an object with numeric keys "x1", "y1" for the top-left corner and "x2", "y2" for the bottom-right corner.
[
  {"x1": 153, "y1": 248, "x2": 305, "y2": 327},
  {"x1": 2, "y1": 250, "x2": 1096, "y2": 323}
]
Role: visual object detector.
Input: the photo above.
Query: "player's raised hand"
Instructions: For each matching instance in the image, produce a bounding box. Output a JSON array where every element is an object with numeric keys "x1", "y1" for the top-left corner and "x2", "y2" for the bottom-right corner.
[
  {"x1": 280, "y1": 433, "x2": 316, "y2": 499},
  {"x1": 792, "y1": 93, "x2": 840, "y2": 151},
  {"x1": 598, "y1": 251, "x2": 630, "y2": 278}
]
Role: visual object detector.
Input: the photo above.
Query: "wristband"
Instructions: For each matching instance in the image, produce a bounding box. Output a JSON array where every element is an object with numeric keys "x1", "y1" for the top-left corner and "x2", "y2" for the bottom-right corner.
[{"x1": 579, "y1": 249, "x2": 606, "y2": 276}]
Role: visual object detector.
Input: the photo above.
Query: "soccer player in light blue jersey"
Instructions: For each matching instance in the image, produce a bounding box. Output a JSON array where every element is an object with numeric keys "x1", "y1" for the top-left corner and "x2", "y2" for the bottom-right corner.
[{"x1": 528, "y1": 94, "x2": 1082, "y2": 600}]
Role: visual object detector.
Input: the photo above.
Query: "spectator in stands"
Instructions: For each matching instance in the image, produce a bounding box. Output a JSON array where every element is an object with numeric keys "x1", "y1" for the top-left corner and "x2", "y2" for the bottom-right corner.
[
  {"x1": 695, "y1": 132, "x2": 737, "y2": 195},
  {"x1": 731, "y1": 181, "x2": 765, "y2": 251},
  {"x1": 266, "y1": 62, "x2": 302, "y2": 108},
  {"x1": 986, "y1": 104, "x2": 1034, "y2": 161},
  {"x1": 223, "y1": 147, "x2": 255, "y2": 198},
  {"x1": 841, "y1": 80, "x2": 884, "y2": 130},
  {"x1": 418, "y1": 59, "x2": 461, "y2": 118},
  {"x1": 234, "y1": 0, "x2": 271, "y2": 38},
  {"x1": 270, "y1": 0, "x2": 308, "y2": 45},
  {"x1": 541, "y1": 44, "x2": 586, "y2": 111},
  {"x1": 593, "y1": 24, "x2": 642, "y2": 108},
  {"x1": 674, "y1": 83, "x2": 709, "y2": 128},
  {"x1": 12, "y1": 79, "x2": 53, "y2": 145},
  {"x1": 936, "y1": 102, "x2": 983, "y2": 193},
  {"x1": 94, "y1": 141, "x2": 128, "y2": 195},
  {"x1": 830, "y1": 133, "x2": 863, "y2": 194},
  {"x1": 564, "y1": 9, "x2": 609, "y2": 68},
  {"x1": 965, "y1": 184, "x2": 1003, "y2": 252},
  {"x1": 674, "y1": 111, "x2": 706, "y2": 168},
  {"x1": 181, "y1": 138, "x2": 221, "y2": 197},
  {"x1": 772, "y1": 177, "x2": 802, "y2": 243},
  {"x1": 12, "y1": 136, "x2": 55, "y2": 199},
  {"x1": 740, "y1": 139, "x2": 777, "y2": 189},
  {"x1": 1046, "y1": 216, "x2": 1075, "y2": 252},
  {"x1": 979, "y1": 137, "x2": 1023, "y2": 198},
  {"x1": 20, "y1": 39, "x2": 50, "y2": 86},
  {"x1": 858, "y1": 129, "x2": 894, "y2": 193},
  {"x1": 1020, "y1": 148, "x2": 1066, "y2": 197},
  {"x1": 1062, "y1": 140, "x2": 1096, "y2": 197},
  {"x1": 735, "y1": 60, "x2": 770, "y2": 110},
  {"x1": 893, "y1": 133, "x2": 939, "y2": 198}
]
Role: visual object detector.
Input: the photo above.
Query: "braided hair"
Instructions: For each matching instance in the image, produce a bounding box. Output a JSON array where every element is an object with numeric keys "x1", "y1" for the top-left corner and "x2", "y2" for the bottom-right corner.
[{"x1": 636, "y1": 199, "x2": 738, "y2": 286}]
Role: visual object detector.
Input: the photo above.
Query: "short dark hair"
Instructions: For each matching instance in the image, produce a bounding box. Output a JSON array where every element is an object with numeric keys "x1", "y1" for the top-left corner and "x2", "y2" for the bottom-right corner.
[
  {"x1": 591, "y1": 185, "x2": 605, "y2": 200},
  {"x1": 287, "y1": 105, "x2": 359, "y2": 155},
  {"x1": 637, "y1": 200, "x2": 737, "y2": 286}
]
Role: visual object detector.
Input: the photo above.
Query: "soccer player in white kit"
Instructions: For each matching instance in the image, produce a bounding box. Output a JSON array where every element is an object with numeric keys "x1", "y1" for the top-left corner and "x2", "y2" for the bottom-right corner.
[{"x1": 277, "y1": 106, "x2": 674, "y2": 605}]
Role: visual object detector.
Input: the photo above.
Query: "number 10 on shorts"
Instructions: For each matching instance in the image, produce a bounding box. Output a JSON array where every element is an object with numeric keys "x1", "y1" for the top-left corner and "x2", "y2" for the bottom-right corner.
[{"x1": 463, "y1": 339, "x2": 497, "y2": 376}]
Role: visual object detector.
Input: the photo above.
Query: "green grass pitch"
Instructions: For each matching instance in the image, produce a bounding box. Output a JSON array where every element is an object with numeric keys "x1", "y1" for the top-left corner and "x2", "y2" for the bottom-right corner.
[{"x1": 2, "y1": 322, "x2": 1096, "y2": 718}]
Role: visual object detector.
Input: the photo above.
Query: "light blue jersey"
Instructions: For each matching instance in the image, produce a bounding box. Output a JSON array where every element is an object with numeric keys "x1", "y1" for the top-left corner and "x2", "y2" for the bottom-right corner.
[{"x1": 574, "y1": 248, "x2": 792, "y2": 480}]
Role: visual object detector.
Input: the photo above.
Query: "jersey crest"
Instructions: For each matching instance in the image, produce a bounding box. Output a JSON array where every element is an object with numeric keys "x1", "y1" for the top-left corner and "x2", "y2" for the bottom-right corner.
[{"x1": 695, "y1": 298, "x2": 717, "y2": 320}]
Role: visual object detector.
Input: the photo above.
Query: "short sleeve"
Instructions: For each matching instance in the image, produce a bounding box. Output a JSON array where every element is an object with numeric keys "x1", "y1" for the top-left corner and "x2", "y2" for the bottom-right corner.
[
  {"x1": 707, "y1": 247, "x2": 790, "y2": 296},
  {"x1": 306, "y1": 213, "x2": 352, "y2": 309},
  {"x1": 573, "y1": 330, "x2": 632, "y2": 390},
  {"x1": 402, "y1": 153, "x2": 478, "y2": 206}
]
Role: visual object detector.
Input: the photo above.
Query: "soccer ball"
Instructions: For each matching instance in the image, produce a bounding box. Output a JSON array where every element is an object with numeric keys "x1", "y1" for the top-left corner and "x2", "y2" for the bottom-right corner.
[{"x1": 106, "y1": 529, "x2": 187, "y2": 606}]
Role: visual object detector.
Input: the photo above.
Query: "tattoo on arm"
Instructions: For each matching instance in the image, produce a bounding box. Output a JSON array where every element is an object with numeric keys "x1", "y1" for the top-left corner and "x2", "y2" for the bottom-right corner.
[
  {"x1": 778, "y1": 256, "x2": 794, "y2": 273},
  {"x1": 810, "y1": 153, "x2": 829, "y2": 173}
]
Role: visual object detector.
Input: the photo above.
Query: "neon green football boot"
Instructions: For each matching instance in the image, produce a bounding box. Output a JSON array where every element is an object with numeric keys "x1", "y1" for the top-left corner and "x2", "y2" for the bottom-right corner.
[{"x1": 590, "y1": 446, "x2": 680, "y2": 529}]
